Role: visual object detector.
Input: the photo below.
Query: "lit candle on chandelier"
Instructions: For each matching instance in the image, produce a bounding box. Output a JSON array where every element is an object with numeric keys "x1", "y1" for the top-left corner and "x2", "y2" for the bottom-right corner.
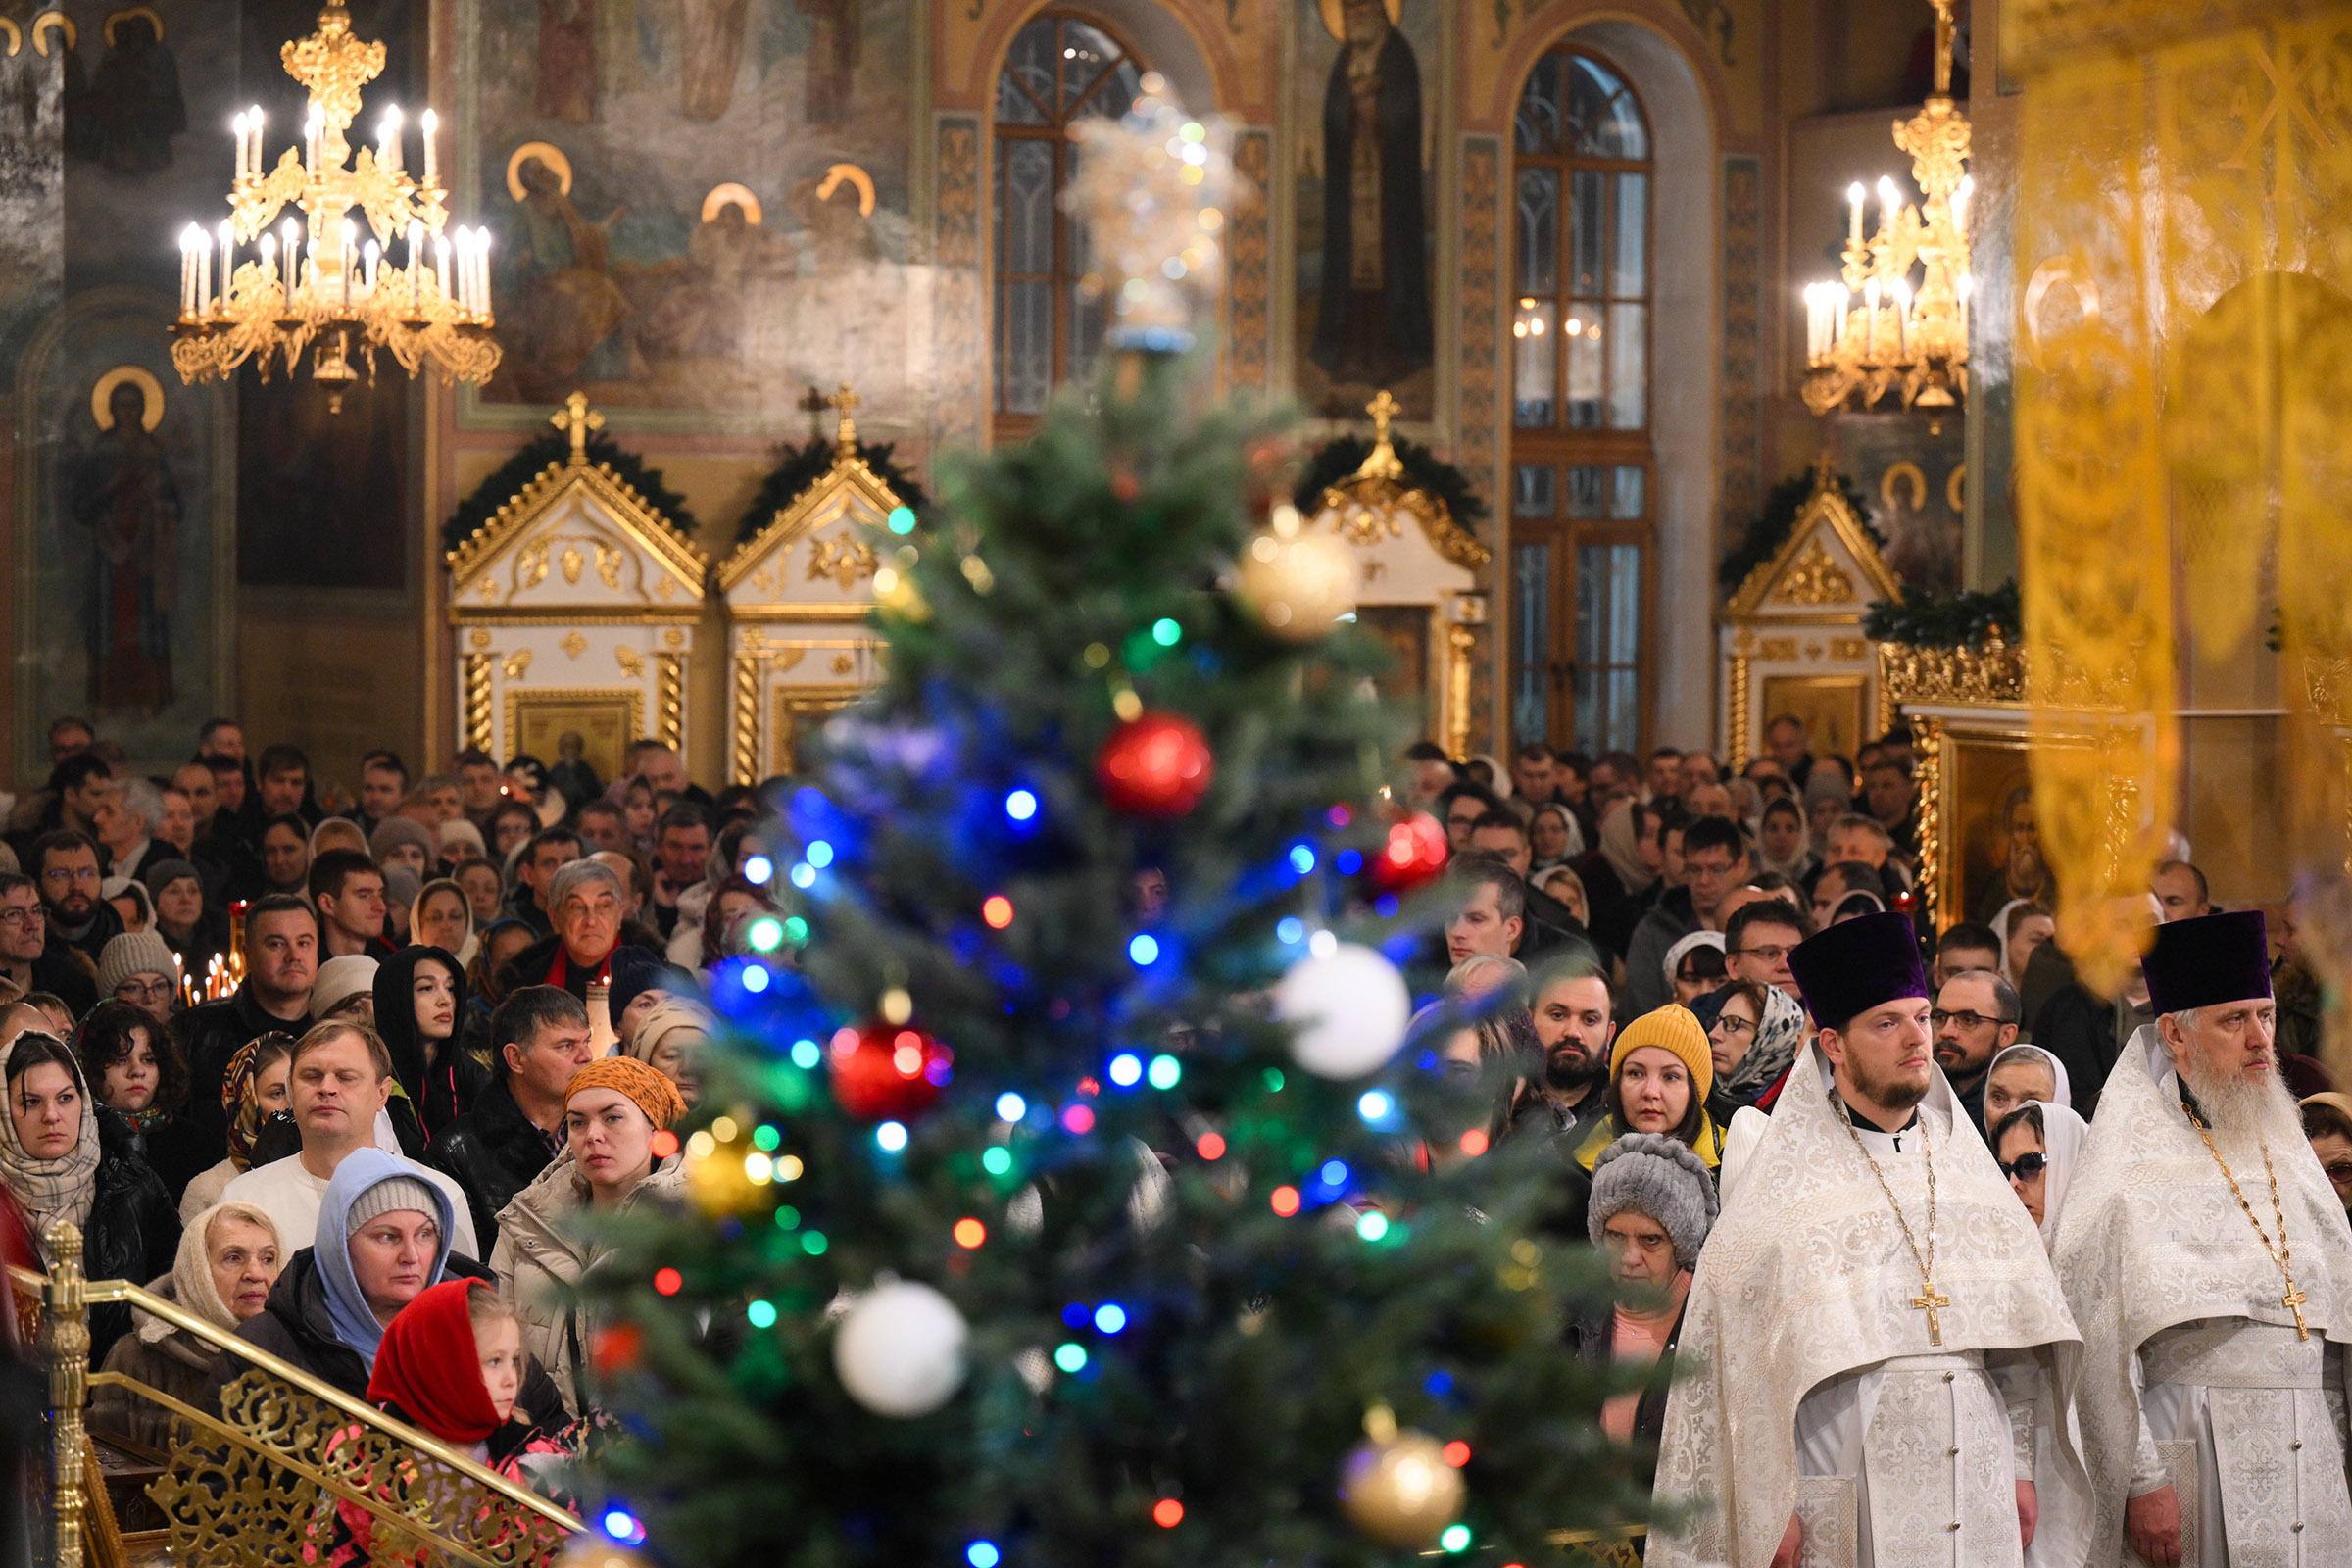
[
  {"x1": 1957, "y1": 271, "x2": 1974, "y2": 346},
  {"x1": 364, "y1": 237, "x2": 381, "y2": 295},
  {"x1": 178, "y1": 225, "x2": 198, "y2": 315},
  {"x1": 1847, "y1": 181, "x2": 1865, "y2": 249},
  {"x1": 1878, "y1": 175, "x2": 1900, "y2": 235},
  {"x1": 407, "y1": 220, "x2": 424, "y2": 309},
  {"x1": 218, "y1": 220, "x2": 233, "y2": 310},
  {"x1": 420, "y1": 108, "x2": 438, "y2": 186},
  {"x1": 1891, "y1": 278, "x2": 1912, "y2": 355},
  {"x1": 1952, "y1": 175, "x2": 1974, "y2": 239},
  {"x1": 231, "y1": 112, "x2": 249, "y2": 180},
  {"x1": 259, "y1": 232, "x2": 278, "y2": 289},
  {"x1": 247, "y1": 106, "x2": 264, "y2": 176},
  {"x1": 379, "y1": 105, "x2": 402, "y2": 172}
]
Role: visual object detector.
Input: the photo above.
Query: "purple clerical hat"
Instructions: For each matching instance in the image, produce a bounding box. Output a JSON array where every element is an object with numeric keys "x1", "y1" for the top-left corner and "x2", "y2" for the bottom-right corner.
[
  {"x1": 1786, "y1": 909, "x2": 1931, "y2": 1032},
  {"x1": 2143, "y1": 908, "x2": 2272, "y2": 1017}
]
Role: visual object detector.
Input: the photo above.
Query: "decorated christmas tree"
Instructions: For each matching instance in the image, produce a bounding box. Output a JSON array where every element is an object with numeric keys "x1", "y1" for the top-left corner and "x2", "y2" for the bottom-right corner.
[{"x1": 578, "y1": 78, "x2": 1645, "y2": 1568}]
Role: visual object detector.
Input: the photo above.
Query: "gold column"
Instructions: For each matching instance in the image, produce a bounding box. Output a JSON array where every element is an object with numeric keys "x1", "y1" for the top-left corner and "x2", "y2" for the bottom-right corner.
[
  {"x1": 657, "y1": 652, "x2": 685, "y2": 750},
  {"x1": 1446, "y1": 625, "x2": 1476, "y2": 761},
  {"x1": 1914, "y1": 715, "x2": 1947, "y2": 928},
  {"x1": 463, "y1": 653, "x2": 494, "y2": 755},
  {"x1": 1728, "y1": 637, "x2": 1754, "y2": 770},
  {"x1": 41, "y1": 1220, "x2": 88, "y2": 1568},
  {"x1": 732, "y1": 649, "x2": 762, "y2": 786}
]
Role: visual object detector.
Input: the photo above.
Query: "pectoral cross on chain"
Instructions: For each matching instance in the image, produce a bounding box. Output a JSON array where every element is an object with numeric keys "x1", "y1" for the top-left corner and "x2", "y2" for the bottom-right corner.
[
  {"x1": 2284, "y1": 1284, "x2": 2311, "y2": 1340},
  {"x1": 1913, "y1": 1281, "x2": 1949, "y2": 1346}
]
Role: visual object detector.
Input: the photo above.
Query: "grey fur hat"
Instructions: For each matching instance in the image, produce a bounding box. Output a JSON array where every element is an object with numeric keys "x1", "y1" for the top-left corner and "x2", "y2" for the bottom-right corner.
[{"x1": 1586, "y1": 1131, "x2": 1720, "y2": 1270}]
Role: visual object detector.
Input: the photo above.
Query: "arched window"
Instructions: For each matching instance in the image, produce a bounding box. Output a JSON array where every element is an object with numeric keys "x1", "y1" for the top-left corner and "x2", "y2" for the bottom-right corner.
[
  {"x1": 992, "y1": 12, "x2": 1150, "y2": 440},
  {"x1": 1506, "y1": 48, "x2": 1652, "y2": 757}
]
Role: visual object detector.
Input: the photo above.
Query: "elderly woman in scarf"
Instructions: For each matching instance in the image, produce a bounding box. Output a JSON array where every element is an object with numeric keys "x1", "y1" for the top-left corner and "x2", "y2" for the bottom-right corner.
[
  {"x1": 92, "y1": 1200, "x2": 281, "y2": 1450},
  {"x1": 1990, "y1": 897, "x2": 2056, "y2": 988},
  {"x1": 413, "y1": 877, "x2": 478, "y2": 966},
  {"x1": 1989, "y1": 1098, "x2": 2089, "y2": 1246},
  {"x1": 1, "y1": 1029, "x2": 179, "y2": 1363},
  {"x1": 626, "y1": 998, "x2": 712, "y2": 1105},
  {"x1": 1982, "y1": 1040, "x2": 2071, "y2": 1129},
  {"x1": 177, "y1": 1033, "x2": 297, "y2": 1223}
]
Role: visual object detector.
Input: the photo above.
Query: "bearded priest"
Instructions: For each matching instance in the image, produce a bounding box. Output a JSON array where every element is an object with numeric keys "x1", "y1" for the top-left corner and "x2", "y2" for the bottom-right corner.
[
  {"x1": 1649, "y1": 911, "x2": 2090, "y2": 1568},
  {"x1": 2055, "y1": 908, "x2": 2352, "y2": 1567}
]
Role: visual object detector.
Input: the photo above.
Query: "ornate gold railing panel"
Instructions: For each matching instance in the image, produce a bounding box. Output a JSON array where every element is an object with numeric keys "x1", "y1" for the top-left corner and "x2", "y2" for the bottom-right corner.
[{"x1": 13, "y1": 1220, "x2": 580, "y2": 1568}]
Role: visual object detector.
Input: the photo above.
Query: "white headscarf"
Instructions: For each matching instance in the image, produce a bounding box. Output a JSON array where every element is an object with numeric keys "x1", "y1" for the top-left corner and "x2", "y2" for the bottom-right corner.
[
  {"x1": 1990, "y1": 897, "x2": 2050, "y2": 983},
  {"x1": 1987, "y1": 1041, "x2": 2073, "y2": 1110},
  {"x1": 0, "y1": 1032, "x2": 100, "y2": 1244},
  {"x1": 1660, "y1": 929, "x2": 1726, "y2": 992},
  {"x1": 2031, "y1": 1102, "x2": 2090, "y2": 1245}
]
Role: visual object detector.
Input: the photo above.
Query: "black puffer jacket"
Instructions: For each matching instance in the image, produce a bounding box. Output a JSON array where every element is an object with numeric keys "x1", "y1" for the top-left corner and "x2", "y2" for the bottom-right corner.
[
  {"x1": 82, "y1": 1112, "x2": 181, "y2": 1367},
  {"x1": 207, "y1": 1247, "x2": 565, "y2": 1422},
  {"x1": 424, "y1": 1078, "x2": 564, "y2": 1255}
]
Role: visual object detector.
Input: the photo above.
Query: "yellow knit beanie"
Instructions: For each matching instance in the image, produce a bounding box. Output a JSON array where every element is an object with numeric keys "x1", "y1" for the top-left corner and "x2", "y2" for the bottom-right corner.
[{"x1": 1609, "y1": 1004, "x2": 1714, "y2": 1101}]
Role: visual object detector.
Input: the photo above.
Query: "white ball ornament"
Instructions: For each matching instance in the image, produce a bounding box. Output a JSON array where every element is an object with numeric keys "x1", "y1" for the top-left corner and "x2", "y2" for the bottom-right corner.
[
  {"x1": 1276, "y1": 941, "x2": 1411, "y2": 1079},
  {"x1": 832, "y1": 1281, "x2": 969, "y2": 1416}
]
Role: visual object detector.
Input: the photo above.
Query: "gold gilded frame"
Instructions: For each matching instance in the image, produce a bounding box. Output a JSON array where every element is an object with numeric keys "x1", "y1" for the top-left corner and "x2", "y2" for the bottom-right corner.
[
  {"x1": 1911, "y1": 708, "x2": 2040, "y2": 933},
  {"x1": 505, "y1": 687, "x2": 646, "y2": 772},
  {"x1": 769, "y1": 683, "x2": 867, "y2": 778}
]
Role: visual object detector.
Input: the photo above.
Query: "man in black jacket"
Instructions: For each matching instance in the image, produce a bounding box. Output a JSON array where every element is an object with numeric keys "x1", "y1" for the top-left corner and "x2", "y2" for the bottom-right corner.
[
  {"x1": 0, "y1": 872, "x2": 98, "y2": 1018},
  {"x1": 427, "y1": 986, "x2": 593, "y2": 1251},
  {"x1": 30, "y1": 830, "x2": 123, "y2": 966},
  {"x1": 177, "y1": 895, "x2": 317, "y2": 1154}
]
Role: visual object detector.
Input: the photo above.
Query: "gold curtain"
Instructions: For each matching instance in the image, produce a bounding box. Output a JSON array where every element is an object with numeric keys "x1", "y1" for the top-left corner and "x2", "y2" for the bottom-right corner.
[{"x1": 2013, "y1": 3, "x2": 2352, "y2": 1007}]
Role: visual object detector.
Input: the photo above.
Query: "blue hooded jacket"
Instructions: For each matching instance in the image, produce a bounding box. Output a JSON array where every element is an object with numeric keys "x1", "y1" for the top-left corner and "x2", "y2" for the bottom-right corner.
[{"x1": 316, "y1": 1148, "x2": 457, "y2": 1372}]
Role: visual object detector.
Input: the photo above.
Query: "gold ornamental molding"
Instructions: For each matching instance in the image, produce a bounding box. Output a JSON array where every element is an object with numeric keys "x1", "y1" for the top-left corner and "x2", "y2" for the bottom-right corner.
[
  {"x1": 1310, "y1": 390, "x2": 1491, "y2": 572},
  {"x1": 446, "y1": 392, "x2": 707, "y2": 601},
  {"x1": 1725, "y1": 457, "x2": 1902, "y2": 618},
  {"x1": 718, "y1": 383, "x2": 906, "y2": 595},
  {"x1": 1878, "y1": 633, "x2": 2028, "y2": 707}
]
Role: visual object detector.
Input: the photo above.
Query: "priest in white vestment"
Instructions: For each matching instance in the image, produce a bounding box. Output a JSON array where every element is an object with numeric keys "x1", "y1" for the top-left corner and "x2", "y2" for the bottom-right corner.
[
  {"x1": 1650, "y1": 911, "x2": 2091, "y2": 1568},
  {"x1": 2054, "y1": 908, "x2": 2352, "y2": 1567}
]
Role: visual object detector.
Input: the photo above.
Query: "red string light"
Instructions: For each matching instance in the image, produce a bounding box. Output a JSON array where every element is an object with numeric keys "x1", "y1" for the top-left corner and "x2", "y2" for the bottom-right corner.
[
  {"x1": 1442, "y1": 1441, "x2": 1471, "y2": 1467},
  {"x1": 1457, "y1": 1129, "x2": 1489, "y2": 1156},
  {"x1": 1152, "y1": 1499, "x2": 1184, "y2": 1528},
  {"x1": 983, "y1": 895, "x2": 1014, "y2": 929},
  {"x1": 1270, "y1": 1185, "x2": 1301, "y2": 1217},
  {"x1": 651, "y1": 1130, "x2": 680, "y2": 1158},
  {"x1": 954, "y1": 1217, "x2": 987, "y2": 1249},
  {"x1": 1196, "y1": 1131, "x2": 1227, "y2": 1160},
  {"x1": 653, "y1": 1267, "x2": 683, "y2": 1296}
]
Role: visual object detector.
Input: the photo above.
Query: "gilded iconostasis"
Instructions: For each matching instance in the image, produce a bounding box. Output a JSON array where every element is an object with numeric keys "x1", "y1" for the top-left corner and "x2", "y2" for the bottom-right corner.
[{"x1": 0, "y1": 0, "x2": 1987, "y2": 784}]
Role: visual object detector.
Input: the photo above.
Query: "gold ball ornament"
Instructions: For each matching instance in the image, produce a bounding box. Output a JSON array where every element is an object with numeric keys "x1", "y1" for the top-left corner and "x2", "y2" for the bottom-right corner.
[
  {"x1": 1237, "y1": 510, "x2": 1355, "y2": 642},
  {"x1": 683, "y1": 1117, "x2": 770, "y2": 1218},
  {"x1": 1337, "y1": 1409, "x2": 1464, "y2": 1550}
]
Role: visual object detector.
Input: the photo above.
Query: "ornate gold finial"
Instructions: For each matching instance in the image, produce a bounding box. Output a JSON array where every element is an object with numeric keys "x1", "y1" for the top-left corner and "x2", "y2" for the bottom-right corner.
[
  {"x1": 1353, "y1": 389, "x2": 1405, "y2": 482},
  {"x1": 828, "y1": 382, "x2": 860, "y2": 455},
  {"x1": 280, "y1": 1, "x2": 383, "y2": 142},
  {"x1": 552, "y1": 390, "x2": 603, "y2": 466}
]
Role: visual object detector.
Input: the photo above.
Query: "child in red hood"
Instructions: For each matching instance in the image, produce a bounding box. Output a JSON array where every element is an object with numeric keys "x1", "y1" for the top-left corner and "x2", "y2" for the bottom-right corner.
[{"x1": 313, "y1": 1278, "x2": 573, "y2": 1565}]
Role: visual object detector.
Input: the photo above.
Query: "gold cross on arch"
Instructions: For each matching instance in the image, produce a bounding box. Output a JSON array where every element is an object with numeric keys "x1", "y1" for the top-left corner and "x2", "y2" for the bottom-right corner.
[{"x1": 552, "y1": 390, "x2": 604, "y2": 466}]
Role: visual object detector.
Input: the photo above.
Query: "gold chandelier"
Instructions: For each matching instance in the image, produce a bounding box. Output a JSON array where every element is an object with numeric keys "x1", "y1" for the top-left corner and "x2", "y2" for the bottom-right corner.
[
  {"x1": 1801, "y1": 0, "x2": 1971, "y2": 419},
  {"x1": 170, "y1": 2, "x2": 498, "y2": 412}
]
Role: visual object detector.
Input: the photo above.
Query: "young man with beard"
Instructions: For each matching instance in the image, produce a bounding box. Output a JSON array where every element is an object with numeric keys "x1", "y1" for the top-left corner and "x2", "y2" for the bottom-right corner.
[
  {"x1": 2056, "y1": 909, "x2": 2352, "y2": 1566},
  {"x1": 1653, "y1": 912, "x2": 2089, "y2": 1568},
  {"x1": 1515, "y1": 961, "x2": 1616, "y2": 1146}
]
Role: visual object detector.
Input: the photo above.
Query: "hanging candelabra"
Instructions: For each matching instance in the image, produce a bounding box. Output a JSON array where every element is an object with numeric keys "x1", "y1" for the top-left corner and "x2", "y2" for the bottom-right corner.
[
  {"x1": 170, "y1": 2, "x2": 498, "y2": 412},
  {"x1": 1800, "y1": 0, "x2": 1971, "y2": 420}
]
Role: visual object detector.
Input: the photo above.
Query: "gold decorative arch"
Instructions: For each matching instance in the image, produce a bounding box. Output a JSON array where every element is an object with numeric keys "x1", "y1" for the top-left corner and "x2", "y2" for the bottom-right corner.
[
  {"x1": 90, "y1": 367, "x2": 165, "y2": 432},
  {"x1": 701, "y1": 182, "x2": 763, "y2": 224},
  {"x1": 103, "y1": 5, "x2": 164, "y2": 45},
  {"x1": 505, "y1": 141, "x2": 573, "y2": 201},
  {"x1": 31, "y1": 11, "x2": 76, "y2": 54},
  {"x1": 1318, "y1": 0, "x2": 1402, "y2": 40},
  {"x1": 814, "y1": 163, "x2": 875, "y2": 218},
  {"x1": 0, "y1": 18, "x2": 21, "y2": 55}
]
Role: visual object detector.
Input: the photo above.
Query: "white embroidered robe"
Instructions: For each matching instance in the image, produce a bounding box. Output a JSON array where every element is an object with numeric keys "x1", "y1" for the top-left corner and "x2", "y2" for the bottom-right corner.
[
  {"x1": 2054, "y1": 1028, "x2": 2352, "y2": 1567},
  {"x1": 1650, "y1": 1048, "x2": 2092, "y2": 1568}
]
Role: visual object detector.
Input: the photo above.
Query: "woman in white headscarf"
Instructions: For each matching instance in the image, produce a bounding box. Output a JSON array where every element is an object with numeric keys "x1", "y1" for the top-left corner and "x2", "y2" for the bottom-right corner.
[
  {"x1": 1984, "y1": 1040, "x2": 2073, "y2": 1127},
  {"x1": 1990, "y1": 897, "x2": 2056, "y2": 984},
  {"x1": 1989, "y1": 1098, "x2": 2089, "y2": 1246}
]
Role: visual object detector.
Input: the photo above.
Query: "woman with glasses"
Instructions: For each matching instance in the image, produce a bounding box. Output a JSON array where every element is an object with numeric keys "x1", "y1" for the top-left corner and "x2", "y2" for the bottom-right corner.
[
  {"x1": 1988, "y1": 1098, "x2": 2088, "y2": 1246},
  {"x1": 2299, "y1": 1091, "x2": 2352, "y2": 1218}
]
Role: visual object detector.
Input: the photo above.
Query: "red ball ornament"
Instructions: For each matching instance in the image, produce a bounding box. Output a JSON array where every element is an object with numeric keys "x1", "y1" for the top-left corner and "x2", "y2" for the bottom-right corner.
[
  {"x1": 1096, "y1": 711, "x2": 1215, "y2": 817},
  {"x1": 1370, "y1": 812, "x2": 1448, "y2": 895},
  {"x1": 830, "y1": 1021, "x2": 953, "y2": 1122},
  {"x1": 591, "y1": 1322, "x2": 644, "y2": 1375}
]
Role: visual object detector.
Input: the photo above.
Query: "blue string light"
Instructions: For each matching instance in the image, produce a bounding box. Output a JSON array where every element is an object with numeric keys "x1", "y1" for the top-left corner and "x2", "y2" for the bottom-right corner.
[
  {"x1": 1147, "y1": 1054, "x2": 1181, "y2": 1090},
  {"x1": 1276, "y1": 916, "x2": 1305, "y2": 944},
  {"x1": 806, "y1": 840, "x2": 835, "y2": 868},
  {"x1": 1093, "y1": 1302, "x2": 1128, "y2": 1334},
  {"x1": 876, "y1": 1121, "x2": 908, "y2": 1152},
  {"x1": 1337, "y1": 849, "x2": 1363, "y2": 876},
  {"x1": 995, "y1": 1092, "x2": 1027, "y2": 1122},
  {"x1": 1287, "y1": 843, "x2": 1316, "y2": 875},
  {"x1": 1357, "y1": 1089, "x2": 1393, "y2": 1121},
  {"x1": 1108, "y1": 1053, "x2": 1144, "y2": 1088},
  {"x1": 790, "y1": 862, "x2": 817, "y2": 890},
  {"x1": 966, "y1": 1543, "x2": 1001, "y2": 1568},
  {"x1": 1004, "y1": 789, "x2": 1039, "y2": 822},
  {"x1": 1129, "y1": 933, "x2": 1160, "y2": 965},
  {"x1": 790, "y1": 1038, "x2": 820, "y2": 1069}
]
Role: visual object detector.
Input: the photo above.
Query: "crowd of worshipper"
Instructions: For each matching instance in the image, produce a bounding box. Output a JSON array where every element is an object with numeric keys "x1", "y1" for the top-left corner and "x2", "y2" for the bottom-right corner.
[
  {"x1": 0, "y1": 715, "x2": 741, "y2": 1515},
  {"x1": 2, "y1": 708, "x2": 2345, "y2": 1568},
  {"x1": 1410, "y1": 725, "x2": 2347, "y2": 1568}
]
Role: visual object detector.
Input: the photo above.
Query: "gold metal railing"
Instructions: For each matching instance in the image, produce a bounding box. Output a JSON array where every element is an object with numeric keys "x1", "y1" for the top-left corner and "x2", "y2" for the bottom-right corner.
[{"x1": 13, "y1": 1220, "x2": 582, "y2": 1568}]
